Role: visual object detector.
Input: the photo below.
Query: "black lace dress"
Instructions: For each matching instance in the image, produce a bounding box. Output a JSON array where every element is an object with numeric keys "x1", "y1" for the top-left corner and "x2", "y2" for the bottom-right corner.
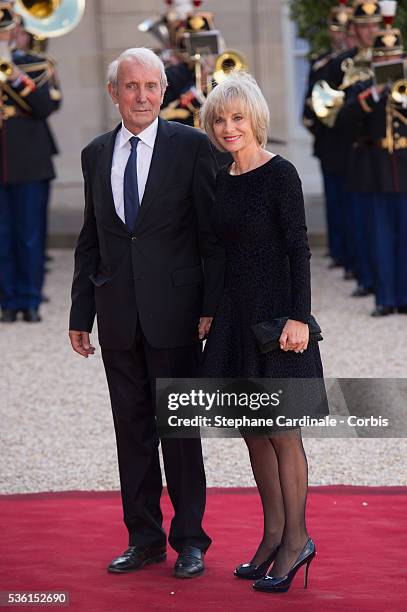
[{"x1": 202, "y1": 155, "x2": 328, "y2": 419}]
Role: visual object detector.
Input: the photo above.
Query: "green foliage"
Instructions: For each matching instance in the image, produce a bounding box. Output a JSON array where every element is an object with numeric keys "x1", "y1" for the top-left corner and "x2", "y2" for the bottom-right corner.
[{"x1": 288, "y1": 0, "x2": 407, "y2": 55}]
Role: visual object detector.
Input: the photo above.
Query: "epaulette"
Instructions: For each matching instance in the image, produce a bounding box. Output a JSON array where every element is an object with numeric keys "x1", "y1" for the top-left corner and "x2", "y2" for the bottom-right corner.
[
  {"x1": 312, "y1": 48, "x2": 343, "y2": 73},
  {"x1": 312, "y1": 54, "x2": 332, "y2": 72},
  {"x1": 30, "y1": 50, "x2": 58, "y2": 67},
  {"x1": 16, "y1": 57, "x2": 55, "y2": 88}
]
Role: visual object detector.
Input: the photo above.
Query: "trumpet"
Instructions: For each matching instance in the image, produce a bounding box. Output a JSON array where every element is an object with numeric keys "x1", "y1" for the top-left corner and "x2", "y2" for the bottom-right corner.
[
  {"x1": 391, "y1": 79, "x2": 407, "y2": 107},
  {"x1": 0, "y1": 60, "x2": 13, "y2": 84},
  {"x1": 212, "y1": 50, "x2": 248, "y2": 84}
]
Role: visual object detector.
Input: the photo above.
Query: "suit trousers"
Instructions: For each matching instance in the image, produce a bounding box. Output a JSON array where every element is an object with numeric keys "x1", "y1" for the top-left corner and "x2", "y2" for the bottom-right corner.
[
  {"x1": 101, "y1": 323, "x2": 211, "y2": 553},
  {"x1": 0, "y1": 181, "x2": 49, "y2": 310}
]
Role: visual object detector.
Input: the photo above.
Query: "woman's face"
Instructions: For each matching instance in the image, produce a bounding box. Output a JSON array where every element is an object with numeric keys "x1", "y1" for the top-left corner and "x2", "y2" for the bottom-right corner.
[{"x1": 213, "y1": 101, "x2": 257, "y2": 153}]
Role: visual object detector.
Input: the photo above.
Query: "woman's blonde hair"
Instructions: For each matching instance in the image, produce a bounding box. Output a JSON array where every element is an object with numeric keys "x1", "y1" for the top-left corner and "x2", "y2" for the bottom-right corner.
[{"x1": 201, "y1": 71, "x2": 270, "y2": 151}]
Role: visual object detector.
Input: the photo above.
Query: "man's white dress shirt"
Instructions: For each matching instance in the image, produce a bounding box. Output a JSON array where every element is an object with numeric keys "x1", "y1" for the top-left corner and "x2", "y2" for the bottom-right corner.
[{"x1": 111, "y1": 118, "x2": 158, "y2": 223}]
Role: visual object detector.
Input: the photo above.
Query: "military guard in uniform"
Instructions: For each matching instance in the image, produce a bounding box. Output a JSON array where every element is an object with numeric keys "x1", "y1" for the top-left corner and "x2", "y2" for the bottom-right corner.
[
  {"x1": 0, "y1": 8, "x2": 61, "y2": 323},
  {"x1": 337, "y1": 1, "x2": 407, "y2": 315},
  {"x1": 303, "y1": 0, "x2": 352, "y2": 270},
  {"x1": 161, "y1": 8, "x2": 214, "y2": 127},
  {"x1": 321, "y1": 0, "x2": 382, "y2": 291},
  {"x1": 334, "y1": 0, "x2": 382, "y2": 296}
]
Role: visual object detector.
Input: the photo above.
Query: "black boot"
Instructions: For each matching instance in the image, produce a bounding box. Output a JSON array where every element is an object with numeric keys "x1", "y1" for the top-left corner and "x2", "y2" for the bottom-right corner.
[
  {"x1": 371, "y1": 306, "x2": 395, "y2": 317},
  {"x1": 21, "y1": 308, "x2": 41, "y2": 323},
  {"x1": 1, "y1": 309, "x2": 17, "y2": 323}
]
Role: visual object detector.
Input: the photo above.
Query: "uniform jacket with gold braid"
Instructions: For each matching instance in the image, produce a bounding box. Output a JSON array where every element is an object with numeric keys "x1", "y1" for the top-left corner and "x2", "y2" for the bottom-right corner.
[
  {"x1": 0, "y1": 49, "x2": 61, "y2": 184},
  {"x1": 337, "y1": 77, "x2": 407, "y2": 193},
  {"x1": 303, "y1": 48, "x2": 340, "y2": 129},
  {"x1": 161, "y1": 62, "x2": 195, "y2": 126},
  {"x1": 307, "y1": 48, "x2": 357, "y2": 176},
  {"x1": 302, "y1": 49, "x2": 337, "y2": 158}
]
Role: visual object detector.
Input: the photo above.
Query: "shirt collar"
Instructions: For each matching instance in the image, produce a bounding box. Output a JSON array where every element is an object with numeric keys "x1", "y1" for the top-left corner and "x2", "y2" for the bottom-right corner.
[{"x1": 119, "y1": 117, "x2": 159, "y2": 150}]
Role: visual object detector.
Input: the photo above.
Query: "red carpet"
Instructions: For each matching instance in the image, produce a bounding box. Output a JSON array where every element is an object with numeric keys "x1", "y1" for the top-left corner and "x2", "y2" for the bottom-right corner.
[{"x1": 0, "y1": 486, "x2": 406, "y2": 611}]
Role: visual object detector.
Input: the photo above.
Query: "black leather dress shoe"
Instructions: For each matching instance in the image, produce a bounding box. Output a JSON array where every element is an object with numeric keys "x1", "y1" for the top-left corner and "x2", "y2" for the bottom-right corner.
[
  {"x1": 351, "y1": 286, "x2": 373, "y2": 297},
  {"x1": 398, "y1": 306, "x2": 407, "y2": 314},
  {"x1": 21, "y1": 308, "x2": 41, "y2": 323},
  {"x1": 1, "y1": 309, "x2": 17, "y2": 323},
  {"x1": 174, "y1": 546, "x2": 204, "y2": 578},
  {"x1": 234, "y1": 547, "x2": 279, "y2": 579},
  {"x1": 371, "y1": 306, "x2": 395, "y2": 317},
  {"x1": 107, "y1": 545, "x2": 166, "y2": 573}
]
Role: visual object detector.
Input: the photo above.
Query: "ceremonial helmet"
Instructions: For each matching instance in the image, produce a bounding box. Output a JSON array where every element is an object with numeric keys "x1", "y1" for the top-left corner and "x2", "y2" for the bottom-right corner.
[
  {"x1": 373, "y1": 1, "x2": 403, "y2": 57},
  {"x1": 173, "y1": 0, "x2": 216, "y2": 52},
  {"x1": 352, "y1": 0, "x2": 382, "y2": 23},
  {"x1": 373, "y1": 28, "x2": 403, "y2": 57},
  {"x1": 328, "y1": 1, "x2": 353, "y2": 32}
]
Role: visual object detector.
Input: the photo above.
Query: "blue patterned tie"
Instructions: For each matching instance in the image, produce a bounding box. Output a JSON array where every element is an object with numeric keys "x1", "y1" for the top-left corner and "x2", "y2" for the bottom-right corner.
[{"x1": 124, "y1": 136, "x2": 141, "y2": 231}]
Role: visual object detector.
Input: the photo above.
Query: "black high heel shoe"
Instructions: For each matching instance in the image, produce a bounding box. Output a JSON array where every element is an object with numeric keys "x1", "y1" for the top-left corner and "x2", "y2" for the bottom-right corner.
[
  {"x1": 253, "y1": 537, "x2": 315, "y2": 593},
  {"x1": 234, "y1": 546, "x2": 279, "y2": 580}
]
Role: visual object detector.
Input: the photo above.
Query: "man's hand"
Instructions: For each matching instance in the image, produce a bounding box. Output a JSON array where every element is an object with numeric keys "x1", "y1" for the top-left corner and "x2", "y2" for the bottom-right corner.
[
  {"x1": 69, "y1": 330, "x2": 95, "y2": 358},
  {"x1": 198, "y1": 317, "x2": 213, "y2": 340},
  {"x1": 279, "y1": 320, "x2": 309, "y2": 353}
]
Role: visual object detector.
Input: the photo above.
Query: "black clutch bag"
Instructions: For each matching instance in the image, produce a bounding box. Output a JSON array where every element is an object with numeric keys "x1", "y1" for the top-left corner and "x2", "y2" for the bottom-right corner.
[{"x1": 251, "y1": 315, "x2": 323, "y2": 354}]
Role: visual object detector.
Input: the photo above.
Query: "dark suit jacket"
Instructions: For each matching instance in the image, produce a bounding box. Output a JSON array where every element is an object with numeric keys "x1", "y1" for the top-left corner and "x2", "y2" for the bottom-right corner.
[{"x1": 69, "y1": 118, "x2": 225, "y2": 350}]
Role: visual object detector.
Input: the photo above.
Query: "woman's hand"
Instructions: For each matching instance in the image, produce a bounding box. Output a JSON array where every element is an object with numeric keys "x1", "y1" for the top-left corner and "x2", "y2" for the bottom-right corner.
[{"x1": 279, "y1": 319, "x2": 309, "y2": 353}]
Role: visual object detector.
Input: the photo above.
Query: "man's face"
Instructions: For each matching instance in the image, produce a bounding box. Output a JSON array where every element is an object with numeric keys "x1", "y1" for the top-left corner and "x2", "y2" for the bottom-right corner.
[
  {"x1": 108, "y1": 59, "x2": 165, "y2": 134},
  {"x1": 354, "y1": 22, "x2": 380, "y2": 49},
  {"x1": 329, "y1": 29, "x2": 346, "y2": 51},
  {"x1": 345, "y1": 24, "x2": 358, "y2": 50},
  {"x1": 13, "y1": 24, "x2": 30, "y2": 51}
]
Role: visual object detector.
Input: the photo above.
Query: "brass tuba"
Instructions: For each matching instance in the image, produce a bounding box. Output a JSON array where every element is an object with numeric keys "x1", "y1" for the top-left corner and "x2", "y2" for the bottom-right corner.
[
  {"x1": 213, "y1": 50, "x2": 248, "y2": 84},
  {"x1": 311, "y1": 80, "x2": 345, "y2": 128},
  {"x1": 14, "y1": 0, "x2": 85, "y2": 39},
  {"x1": 311, "y1": 49, "x2": 374, "y2": 128}
]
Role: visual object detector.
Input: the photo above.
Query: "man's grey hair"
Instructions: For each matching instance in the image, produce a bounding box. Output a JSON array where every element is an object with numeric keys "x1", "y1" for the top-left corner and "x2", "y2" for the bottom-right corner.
[{"x1": 107, "y1": 48, "x2": 168, "y2": 92}]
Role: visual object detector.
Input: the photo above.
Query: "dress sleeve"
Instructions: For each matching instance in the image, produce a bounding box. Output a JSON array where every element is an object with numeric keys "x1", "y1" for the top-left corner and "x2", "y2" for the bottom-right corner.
[{"x1": 269, "y1": 160, "x2": 312, "y2": 323}]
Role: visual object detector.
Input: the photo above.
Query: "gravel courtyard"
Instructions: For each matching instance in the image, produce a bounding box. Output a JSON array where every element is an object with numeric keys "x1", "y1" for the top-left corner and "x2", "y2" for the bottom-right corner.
[{"x1": 1, "y1": 249, "x2": 406, "y2": 494}]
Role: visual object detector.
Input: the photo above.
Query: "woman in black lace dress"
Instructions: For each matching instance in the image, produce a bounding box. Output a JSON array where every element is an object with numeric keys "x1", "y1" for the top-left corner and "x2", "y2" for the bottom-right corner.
[{"x1": 200, "y1": 73, "x2": 328, "y2": 593}]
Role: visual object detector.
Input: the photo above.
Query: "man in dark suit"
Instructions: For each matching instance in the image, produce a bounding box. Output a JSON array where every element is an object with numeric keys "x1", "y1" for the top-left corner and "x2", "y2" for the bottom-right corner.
[{"x1": 69, "y1": 47, "x2": 224, "y2": 578}]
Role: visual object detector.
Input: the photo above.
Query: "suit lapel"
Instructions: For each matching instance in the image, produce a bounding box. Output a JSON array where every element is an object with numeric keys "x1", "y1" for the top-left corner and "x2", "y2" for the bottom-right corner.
[
  {"x1": 98, "y1": 123, "x2": 130, "y2": 236},
  {"x1": 135, "y1": 118, "x2": 177, "y2": 228}
]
